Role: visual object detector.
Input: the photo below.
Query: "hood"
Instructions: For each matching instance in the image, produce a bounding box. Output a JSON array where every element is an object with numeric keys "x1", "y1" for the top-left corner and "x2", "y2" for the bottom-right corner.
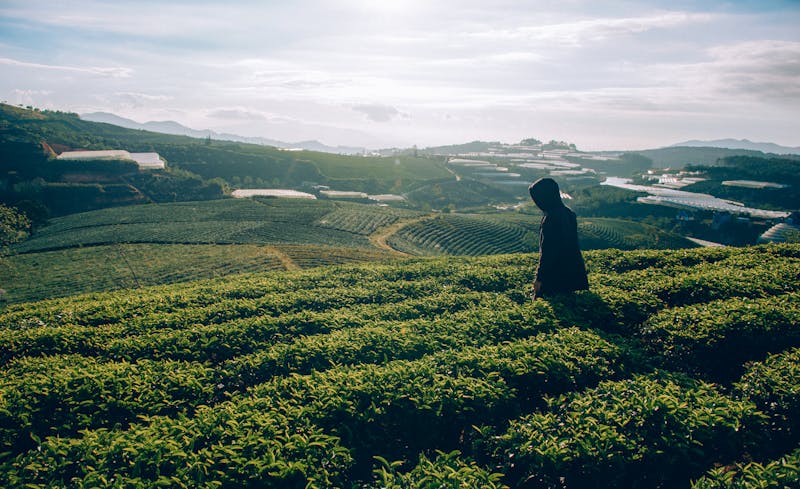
[{"x1": 528, "y1": 177, "x2": 563, "y2": 212}]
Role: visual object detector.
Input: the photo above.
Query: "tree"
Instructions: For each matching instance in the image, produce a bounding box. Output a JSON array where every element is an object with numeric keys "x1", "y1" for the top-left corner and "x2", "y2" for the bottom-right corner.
[{"x1": 0, "y1": 204, "x2": 31, "y2": 249}]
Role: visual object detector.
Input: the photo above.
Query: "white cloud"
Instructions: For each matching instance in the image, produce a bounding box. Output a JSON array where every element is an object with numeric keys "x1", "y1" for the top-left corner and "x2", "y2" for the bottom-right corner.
[
  {"x1": 115, "y1": 91, "x2": 172, "y2": 102},
  {"x1": 11, "y1": 89, "x2": 53, "y2": 106},
  {"x1": 0, "y1": 57, "x2": 132, "y2": 78},
  {"x1": 351, "y1": 104, "x2": 408, "y2": 123},
  {"x1": 206, "y1": 108, "x2": 276, "y2": 121},
  {"x1": 470, "y1": 11, "x2": 718, "y2": 46},
  {"x1": 1, "y1": 1, "x2": 798, "y2": 149},
  {"x1": 706, "y1": 40, "x2": 800, "y2": 102}
]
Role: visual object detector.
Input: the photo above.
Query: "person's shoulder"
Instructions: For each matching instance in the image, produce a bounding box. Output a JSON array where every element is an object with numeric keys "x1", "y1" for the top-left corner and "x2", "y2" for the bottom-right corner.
[{"x1": 553, "y1": 205, "x2": 575, "y2": 218}]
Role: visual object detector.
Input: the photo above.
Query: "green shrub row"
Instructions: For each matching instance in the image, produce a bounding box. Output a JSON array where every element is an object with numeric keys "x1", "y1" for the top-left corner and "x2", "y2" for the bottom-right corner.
[
  {"x1": 492, "y1": 372, "x2": 766, "y2": 489},
  {"x1": 1, "y1": 328, "x2": 633, "y2": 486},
  {"x1": 224, "y1": 296, "x2": 558, "y2": 388},
  {"x1": 691, "y1": 448, "x2": 800, "y2": 489},
  {"x1": 5, "y1": 245, "x2": 791, "y2": 332},
  {"x1": 247, "y1": 328, "x2": 636, "y2": 469},
  {"x1": 0, "y1": 299, "x2": 556, "y2": 460},
  {"x1": 2, "y1": 403, "x2": 352, "y2": 489},
  {"x1": 640, "y1": 293, "x2": 800, "y2": 381},
  {"x1": 370, "y1": 450, "x2": 506, "y2": 489},
  {"x1": 0, "y1": 356, "x2": 221, "y2": 456},
  {"x1": 0, "y1": 288, "x2": 488, "y2": 365},
  {"x1": 734, "y1": 347, "x2": 800, "y2": 456}
]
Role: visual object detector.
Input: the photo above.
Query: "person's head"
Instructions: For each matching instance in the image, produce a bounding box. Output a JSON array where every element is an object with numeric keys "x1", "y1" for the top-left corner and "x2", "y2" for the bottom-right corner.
[{"x1": 528, "y1": 177, "x2": 563, "y2": 213}]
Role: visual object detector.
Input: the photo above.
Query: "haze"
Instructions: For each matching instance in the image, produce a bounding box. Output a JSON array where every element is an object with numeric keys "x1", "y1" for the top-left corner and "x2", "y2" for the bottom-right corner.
[{"x1": 1, "y1": 0, "x2": 799, "y2": 150}]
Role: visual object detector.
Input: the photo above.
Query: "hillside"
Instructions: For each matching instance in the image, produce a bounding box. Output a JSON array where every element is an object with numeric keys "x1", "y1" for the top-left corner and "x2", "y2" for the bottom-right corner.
[
  {"x1": 0, "y1": 244, "x2": 798, "y2": 487},
  {"x1": 0, "y1": 104, "x2": 449, "y2": 217},
  {"x1": 671, "y1": 138, "x2": 800, "y2": 155},
  {"x1": 3, "y1": 199, "x2": 696, "y2": 303},
  {"x1": 631, "y1": 146, "x2": 768, "y2": 168}
]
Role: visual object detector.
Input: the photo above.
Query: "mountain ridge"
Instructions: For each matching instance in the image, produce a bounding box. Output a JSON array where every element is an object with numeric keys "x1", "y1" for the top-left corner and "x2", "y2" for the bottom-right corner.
[
  {"x1": 80, "y1": 112, "x2": 368, "y2": 155},
  {"x1": 670, "y1": 138, "x2": 800, "y2": 155}
]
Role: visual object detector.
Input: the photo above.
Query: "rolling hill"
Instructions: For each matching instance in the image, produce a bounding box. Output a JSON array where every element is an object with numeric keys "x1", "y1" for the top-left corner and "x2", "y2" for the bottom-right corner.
[
  {"x1": 0, "y1": 103, "x2": 450, "y2": 217},
  {"x1": 0, "y1": 244, "x2": 797, "y2": 487},
  {"x1": 3, "y1": 199, "x2": 696, "y2": 304}
]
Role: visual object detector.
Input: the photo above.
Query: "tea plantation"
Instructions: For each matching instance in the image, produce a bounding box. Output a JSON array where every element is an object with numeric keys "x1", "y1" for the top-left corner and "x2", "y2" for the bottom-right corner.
[
  {"x1": 0, "y1": 244, "x2": 798, "y2": 487},
  {"x1": 4, "y1": 198, "x2": 694, "y2": 304}
]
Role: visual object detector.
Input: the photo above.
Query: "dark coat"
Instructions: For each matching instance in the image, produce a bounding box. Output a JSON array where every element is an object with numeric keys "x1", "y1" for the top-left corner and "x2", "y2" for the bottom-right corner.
[{"x1": 529, "y1": 178, "x2": 589, "y2": 296}]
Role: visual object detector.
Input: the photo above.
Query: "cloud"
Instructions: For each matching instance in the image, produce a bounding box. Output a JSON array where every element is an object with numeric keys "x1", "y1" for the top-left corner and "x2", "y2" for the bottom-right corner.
[
  {"x1": 11, "y1": 89, "x2": 53, "y2": 106},
  {"x1": 351, "y1": 104, "x2": 409, "y2": 122},
  {"x1": 112, "y1": 92, "x2": 172, "y2": 108},
  {"x1": 115, "y1": 91, "x2": 172, "y2": 102},
  {"x1": 471, "y1": 11, "x2": 718, "y2": 47},
  {"x1": 207, "y1": 108, "x2": 271, "y2": 121},
  {"x1": 0, "y1": 57, "x2": 132, "y2": 78},
  {"x1": 706, "y1": 40, "x2": 800, "y2": 102}
]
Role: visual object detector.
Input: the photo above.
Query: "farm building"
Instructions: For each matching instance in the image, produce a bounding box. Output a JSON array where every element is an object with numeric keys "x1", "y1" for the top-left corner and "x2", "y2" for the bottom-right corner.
[
  {"x1": 758, "y1": 222, "x2": 800, "y2": 243},
  {"x1": 231, "y1": 189, "x2": 316, "y2": 199},
  {"x1": 57, "y1": 150, "x2": 165, "y2": 170}
]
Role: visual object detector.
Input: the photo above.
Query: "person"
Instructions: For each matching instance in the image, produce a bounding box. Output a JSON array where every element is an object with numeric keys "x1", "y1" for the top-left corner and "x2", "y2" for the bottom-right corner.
[{"x1": 528, "y1": 177, "x2": 589, "y2": 299}]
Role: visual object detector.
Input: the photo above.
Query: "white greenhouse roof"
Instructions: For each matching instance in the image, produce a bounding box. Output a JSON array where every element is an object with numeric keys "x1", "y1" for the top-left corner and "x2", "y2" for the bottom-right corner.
[
  {"x1": 231, "y1": 189, "x2": 316, "y2": 199},
  {"x1": 57, "y1": 150, "x2": 164, "y2": 170}
]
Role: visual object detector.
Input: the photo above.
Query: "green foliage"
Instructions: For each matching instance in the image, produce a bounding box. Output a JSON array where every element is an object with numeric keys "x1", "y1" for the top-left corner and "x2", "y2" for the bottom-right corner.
[
  {"x1": 640, "y1": 293, "x2": 800, "y2": 381},
  {"x1": 0, "y1": 204, "x2": 30, "y2": 249},
  {"x1": 734, "y1": 347, "x2": 800, "y2": 455},
  {"x1": 632, "y1": 146, "x2": 766, "y2": 168},
  {"x1": 493, "y1": 372, "x2": 766, "y2": 489},
  {"x1": 0, "y1": 355, "x2": 221, "y2": 454},
  {"x1": 371, "y1": 450, "x2": 506, "y2": 489},
  {"x1": 0, "y1": 245, "x2": 798, "y2": 487},
  {"x1": 12, "y1": 199, "x2": 384, "y2": 253},
  {"x1": 3, "y1": 404, "x2": 352, "y2": 488},
  {"x1": 691, "y1": 448, "x2": 800, "y2": 489},
  {"x1": 0, "y1": 103, "x2": 449, "y2": 201},
  {"x1": 0, "y1": 243, "x2": 395, "y2": 304},
  {"x1": 388, "y1": 214, "x2": 692, "y2": 256}
]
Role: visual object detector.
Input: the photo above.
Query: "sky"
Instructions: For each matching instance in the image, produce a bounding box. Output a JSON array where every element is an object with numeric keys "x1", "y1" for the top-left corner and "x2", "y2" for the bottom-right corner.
[{"x1": 1, "y1": 0, "x2": 799, "y2": 150}]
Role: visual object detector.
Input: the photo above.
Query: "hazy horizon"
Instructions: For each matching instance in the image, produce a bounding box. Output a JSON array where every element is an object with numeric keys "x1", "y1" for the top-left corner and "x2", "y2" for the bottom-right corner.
[{"x1": 2, "y1": 0, "x2": 799, "y2": 151}]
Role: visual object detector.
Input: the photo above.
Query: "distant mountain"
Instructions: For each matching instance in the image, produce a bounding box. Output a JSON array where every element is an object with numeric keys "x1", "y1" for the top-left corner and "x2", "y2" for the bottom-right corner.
[
  {"x1": 671, "y1": 139, "x2": 800, "y2": 155},
  {"x1": 81, "y1": 112, "x2": 366, "y2": 155},
  {"x1": 631, "y1": 146, "x2": 766, "y2": 168}
]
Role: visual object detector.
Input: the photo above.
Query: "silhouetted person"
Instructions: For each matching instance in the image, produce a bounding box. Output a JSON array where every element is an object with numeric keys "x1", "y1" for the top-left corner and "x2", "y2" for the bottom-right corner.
[{"x1": 529, "y1": 177, "x2": 589, "y2": 299}]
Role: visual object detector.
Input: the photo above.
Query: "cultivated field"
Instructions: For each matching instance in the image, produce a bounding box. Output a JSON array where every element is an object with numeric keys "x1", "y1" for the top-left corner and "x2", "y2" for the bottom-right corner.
[{"x1": 0, "y1": 244, "x2": 798, "y2": 487}]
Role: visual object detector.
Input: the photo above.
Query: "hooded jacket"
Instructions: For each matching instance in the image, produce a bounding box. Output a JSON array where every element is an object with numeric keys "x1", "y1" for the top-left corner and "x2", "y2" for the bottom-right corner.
[{"x1": 529, "y1": 178, "x2": 589, "y2": 296}]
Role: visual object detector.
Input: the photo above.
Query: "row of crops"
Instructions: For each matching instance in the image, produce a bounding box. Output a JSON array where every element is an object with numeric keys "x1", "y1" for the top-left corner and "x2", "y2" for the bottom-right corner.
[
  {"x1": 1, "y1": 244, "x2": 397, "y2": 304},
  {"x1": 14, "y1": 199, "x2": 692, "y2": 256},
  {"x1": 0, "y1": 244, "x2": 798, "y2": 487},
  {"x1": 13, "y1": 199, "x2": 420, "y2": 253},
  {"x1": 388, "y1": 214, "x2": 695, "y2": 256}
]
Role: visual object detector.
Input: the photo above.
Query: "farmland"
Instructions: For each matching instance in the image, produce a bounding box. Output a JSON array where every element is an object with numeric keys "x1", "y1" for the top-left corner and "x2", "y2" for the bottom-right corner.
[
  {"x1": 387, "y1": 214, "x2": 694, "y2": 256},
  {"x1": 0, "y1": 243, "x2": 396, "y2": 304},
  {"x1": 4, "y1": 199, "x2": 696, "y2": 304},
  {"x1": 12, "y1": 198, "x2": 424, "y2": 254},
  {"x1": 0, "y1": 244, "x2": 798, "y2": 487}
]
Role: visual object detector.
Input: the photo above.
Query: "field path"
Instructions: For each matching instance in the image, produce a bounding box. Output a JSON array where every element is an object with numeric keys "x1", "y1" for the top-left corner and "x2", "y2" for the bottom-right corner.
[
  {"x1": 369, "y1": 215, "x2": 433, "y2": 256},
  {"x1": 265, "y1": 246, "x2": 300, "y2": 271}
]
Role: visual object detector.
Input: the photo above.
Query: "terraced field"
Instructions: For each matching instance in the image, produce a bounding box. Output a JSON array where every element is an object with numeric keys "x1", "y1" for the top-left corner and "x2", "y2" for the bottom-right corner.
[
  {"x1": 0, "y1": 244, "x2": 798, "y2": 487},
  {"x1": 13, "y1": 199, "x2": 380, "y2": 253},
  {"x1": 0, "y1": 244, "x2": 398, "y2": 304},
  {"x1": 5, "y1": 200, "x2": 697, "y2": 304},
  {"x1": 387, "y1": 214, "x2": 695, "y2": 256}
]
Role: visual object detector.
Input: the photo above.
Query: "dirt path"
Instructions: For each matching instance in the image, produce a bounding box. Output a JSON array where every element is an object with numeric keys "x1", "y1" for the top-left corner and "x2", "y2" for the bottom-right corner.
[
  {"x1": 265, "y1": 246, "x2": 300, "y2": 271},
  {"x1": 369, "y1": 215, "x2": 432, "y2": 256}
]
